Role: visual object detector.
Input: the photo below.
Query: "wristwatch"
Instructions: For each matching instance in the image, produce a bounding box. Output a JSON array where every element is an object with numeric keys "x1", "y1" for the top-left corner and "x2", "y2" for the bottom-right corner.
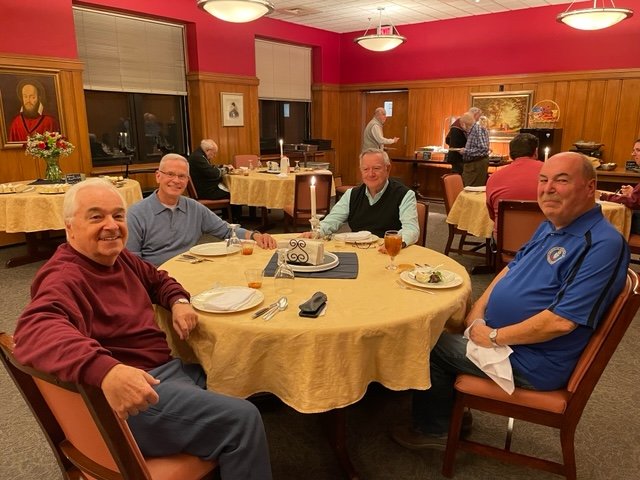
[
  {"x1": 250, "y1": 230, "x2": 259, "y2": 241},
  {"x1": 173, "y1": 298, "x2": 190, "y2": 306},
  {"x1": 489, "y1": 328, "x2": 499, "y2": 347}
]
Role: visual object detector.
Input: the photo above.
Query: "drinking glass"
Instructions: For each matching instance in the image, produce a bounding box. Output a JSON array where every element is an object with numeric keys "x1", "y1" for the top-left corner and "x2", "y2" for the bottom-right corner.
[
  {"x1": 384, "y1": 230, "x2": 402, "y2": 270},
  {"x1": 226, "y1": 224, "x2": 242, "y2": 253},
  {"x1": 274, "y1": 248, "x2": 295, "y2": 294}
]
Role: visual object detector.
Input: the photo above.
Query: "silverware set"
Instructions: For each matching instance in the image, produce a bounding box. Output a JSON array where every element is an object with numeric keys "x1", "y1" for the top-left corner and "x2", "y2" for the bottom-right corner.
[
  {"x1": 396, "y1": 279, "x2": 435, "y2": 295},
  {"x1": 177, "y1": 254, "x2": 213, "y2": 263},
  {"x1": 251, "y1": 296, "x2": 288, "y2": 320}
]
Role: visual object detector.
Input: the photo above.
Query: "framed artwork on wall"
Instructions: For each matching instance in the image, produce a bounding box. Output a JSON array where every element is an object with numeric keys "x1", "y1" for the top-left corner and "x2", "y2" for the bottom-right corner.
[
  {"x1": 221, "y1": 92, "x2": 244, "y2": 127},
  {"x1": 470, "y1": 91, "x2": 533, "y2": 142},
  {"x1": 0, "y1": 68, "x2": 64, "y2": 148}
]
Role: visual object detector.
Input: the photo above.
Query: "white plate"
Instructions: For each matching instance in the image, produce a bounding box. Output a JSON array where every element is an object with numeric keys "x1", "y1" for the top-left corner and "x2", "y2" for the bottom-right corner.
[
  {"x1": 463, "y1": 186, "x2": 486, "y2": 192},
  {"x1": 289, "y1": 251, "x2": 339, "y2": 273},
  {"x1": 189, "y1": 242, "x2": 241, "y2": 256},
  {"x1": 333, "y1": 231, "x2": 377, "y2": 243},
  {"x1": 400, "y1": 270, "x2": 463, "y2": 289},
  {"x1": 191, "y1": 286, "x2": 264, "y2": 313}
]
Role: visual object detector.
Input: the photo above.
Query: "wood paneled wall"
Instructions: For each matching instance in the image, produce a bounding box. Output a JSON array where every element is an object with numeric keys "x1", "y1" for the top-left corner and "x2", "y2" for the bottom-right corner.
[{"x1": 334, "y1": 69, "x2": 640, "y2": 186}]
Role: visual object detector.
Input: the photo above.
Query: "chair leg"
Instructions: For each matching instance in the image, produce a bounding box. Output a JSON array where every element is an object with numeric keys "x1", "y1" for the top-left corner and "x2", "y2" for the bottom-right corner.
[
  {"x1": 504, "y1": 417, "x2": 514, "y2": 451},
  {"x1": 444, "y1": 227, "x2": 456, "y2": 256},
  {"x1": 442, "y1": 394, "x2": 466, "y2": 478},
  {"x1": 457, "y1": 232, "x2": 468, "y2": 252},
  {"x1": 560, "y1": 426, "x2": 577, "y2": 480}
]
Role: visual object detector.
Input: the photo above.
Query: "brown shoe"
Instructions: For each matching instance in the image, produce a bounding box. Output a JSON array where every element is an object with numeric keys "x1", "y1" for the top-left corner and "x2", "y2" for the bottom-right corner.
[{"x1": 390, "y1": 425, "x2": 448, "y2": 451}]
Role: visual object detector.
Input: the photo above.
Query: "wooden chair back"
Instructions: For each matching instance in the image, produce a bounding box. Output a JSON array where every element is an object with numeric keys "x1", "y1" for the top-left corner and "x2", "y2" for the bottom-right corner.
[
  {"x1": 495, "y1": 200, "x2": 546, "y2": 271},
  {"x1": 442, "y1": 269, "x2": 640, "y2": 480},
  {"x1": 0, "y1": 333, "x2": 216, "y2": 480},
  {"x1": 233, "y1": 154, "x2": 259, "y2": 169},
  {"x1": 416, "y1": 201, "x2": 429, "y2": 247},
  {"x1": 284, "y1": 173, "x2": 333, "y2": 231},
  {"x1": 186, "y1": 176, "x2": 232, "y2": 221},
  {"x1": 441, "y1": 173, "x2": 463, "y2": 215}
]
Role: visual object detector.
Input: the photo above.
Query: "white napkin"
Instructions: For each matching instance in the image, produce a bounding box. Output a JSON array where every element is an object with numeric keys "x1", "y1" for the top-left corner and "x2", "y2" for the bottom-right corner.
[
  {"x1": 463, "y1": 186, "x2": 486, "y2": 192},
  {"x1": 314, "y1": 169, "x2": 332, "y2": 174},
  {"x1": 340, "y1": 231, "x2": 371, "y2": 241},
  {"x1": 203, "y1": 288, "x2": 255, "y2": 311},
  {"x1": 276, "y1": 172, "x2": 289, "y2": 178},
  {"x1": 464, "y1": 318, "x2": 515, "y2": 394}
]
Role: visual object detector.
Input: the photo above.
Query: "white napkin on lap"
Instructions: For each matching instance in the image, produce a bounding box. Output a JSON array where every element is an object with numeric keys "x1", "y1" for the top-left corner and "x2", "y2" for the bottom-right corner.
[
  {"x1": 341, "y1": 231, "x2": 371, "y2": 241},
  {"x1": 463, "y1": 186, "x2": 486, "y2": 192},
  {"x1": 464, "y1": 318, "x2": 515, "y2": 394},
  {"x1": 203, "y1": 288, "x2": 255, "y2": 311}
]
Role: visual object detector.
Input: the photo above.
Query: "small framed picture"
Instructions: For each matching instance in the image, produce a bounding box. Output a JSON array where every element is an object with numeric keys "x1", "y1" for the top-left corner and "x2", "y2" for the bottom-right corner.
[{"x1": 221, "y1": 92, "x2": 244, "y2": 127}]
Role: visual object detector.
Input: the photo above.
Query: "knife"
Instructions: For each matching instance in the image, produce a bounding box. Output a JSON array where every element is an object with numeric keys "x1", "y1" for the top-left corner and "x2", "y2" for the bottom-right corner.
[{"x1": 252, "y1": 301, "x2": 278, "y2": 318}]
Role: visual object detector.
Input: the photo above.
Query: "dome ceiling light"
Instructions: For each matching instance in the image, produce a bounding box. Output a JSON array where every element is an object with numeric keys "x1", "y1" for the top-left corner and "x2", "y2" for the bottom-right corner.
[
  {"x1": 197, "y1": 0, "x2": 275, "y2": 23},
  {"x1": 354, "y1": 7, "x2": 406, "y2": 52},
  {"x1": 556, "y1": 0, "x2": 633, "y2": 30}
]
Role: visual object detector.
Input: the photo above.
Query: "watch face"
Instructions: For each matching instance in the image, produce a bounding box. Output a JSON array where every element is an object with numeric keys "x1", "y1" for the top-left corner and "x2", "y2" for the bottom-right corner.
[{"x1": 489, "y1": 329, "x2": 497, "y2": 339}]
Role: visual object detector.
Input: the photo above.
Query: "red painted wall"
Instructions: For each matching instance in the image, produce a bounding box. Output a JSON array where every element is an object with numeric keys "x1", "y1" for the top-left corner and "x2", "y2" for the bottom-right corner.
[
  {"x1": 339, "y1": 5, "x2": 640, "y2": 83},
  {"x1": 0, "y1": 1, "x2": 638, "y2": 85}
]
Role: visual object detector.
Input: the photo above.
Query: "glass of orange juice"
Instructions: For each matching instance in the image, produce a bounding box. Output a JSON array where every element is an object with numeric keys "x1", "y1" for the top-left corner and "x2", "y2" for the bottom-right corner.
[
  {"x1": 384, "y1": 230, "x2": 402, "y2": 270},
  {"x1": 244, "y1": 268, "x2": 264, "y2": 289}
]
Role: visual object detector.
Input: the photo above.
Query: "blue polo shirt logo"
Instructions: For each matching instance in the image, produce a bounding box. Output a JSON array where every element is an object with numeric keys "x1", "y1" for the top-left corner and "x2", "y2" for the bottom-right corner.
[{"x1": 546, "y1": 246, "x2": 566, "y2": 264}]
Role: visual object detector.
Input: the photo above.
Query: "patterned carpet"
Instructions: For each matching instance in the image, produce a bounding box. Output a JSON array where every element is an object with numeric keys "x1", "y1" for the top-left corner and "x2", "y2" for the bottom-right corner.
[{"x1": 1, "y1": 203, "x2": 639, "y2": 480}]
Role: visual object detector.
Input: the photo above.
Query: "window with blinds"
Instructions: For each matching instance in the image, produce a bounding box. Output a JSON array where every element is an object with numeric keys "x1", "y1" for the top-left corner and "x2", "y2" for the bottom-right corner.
[
  {"x1": 73, "y1": 6, "x2": 187, "y2": 95},
  {"x1": 255, "y1": 39, "x2": 311, "y2": 102}
]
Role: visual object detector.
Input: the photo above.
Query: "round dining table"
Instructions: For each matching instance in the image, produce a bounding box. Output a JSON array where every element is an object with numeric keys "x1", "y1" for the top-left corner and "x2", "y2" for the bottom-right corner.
[
  {"x1": 447, "y1": 190, "x2": 632, "y2": 240},
  {"x1": 156, "y1": 235, "x2": 471, "y2": 414}
]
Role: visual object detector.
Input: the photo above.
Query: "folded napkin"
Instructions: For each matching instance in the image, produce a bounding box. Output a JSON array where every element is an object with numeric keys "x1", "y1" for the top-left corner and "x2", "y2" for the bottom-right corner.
[
  {"x1": 203, "y1": 288, "x2": 255, "y2": 311},
  {"x1": 338, "y1": 231, "x2": 371, "y2": 242},
  {"x1": 464, "y1": 319, "x2": 515, "y2": 394},
  {"x1": 463, "y1": 186, "x2": 486, "y2": 192},
  {"x1": 276, "y1": 172, "x2": 289, "y2": 178}
]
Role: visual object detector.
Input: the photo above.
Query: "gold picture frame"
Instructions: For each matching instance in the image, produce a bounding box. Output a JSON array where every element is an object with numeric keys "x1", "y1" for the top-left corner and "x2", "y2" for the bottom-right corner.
[
  {"x1": 221, "y1": 92, "x2": 244, "y2": 127},
  {"x1": 0, "y1": 68, "x2": 64, "y2": 148},
  {"x1": 470, "y1": 91, "x2": 533, "y2": 142}
]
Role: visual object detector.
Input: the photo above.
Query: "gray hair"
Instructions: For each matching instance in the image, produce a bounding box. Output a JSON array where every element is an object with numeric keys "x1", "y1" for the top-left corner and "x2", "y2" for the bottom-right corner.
[
  {"x1": 459, "y1": 113, "x2": 475, "y2": 129},
  {"x1": 374, "y1": 107, "x2": 386, "y2": 117},
  {"x1": 468, "y1": 107, "x2": 482, "y2": 119},
  {"x1": 200, "y1": 139, "x2": 217, "y2": 151},
  {"x1": 63, "y1": 178, "x2": 124, "y2": 223},
  {"x1": 359, "y1": 148, "x2": 390, "y2": 166},
  {"x1": 159, "y1": 153, "x2": 189, "y2": 173}
]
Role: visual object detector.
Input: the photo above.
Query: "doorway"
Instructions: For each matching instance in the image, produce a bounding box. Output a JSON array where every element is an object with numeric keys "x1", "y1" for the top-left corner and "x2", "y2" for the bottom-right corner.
[{"x1": 363, "y1": 90, "x2": 409, "y2": 157}]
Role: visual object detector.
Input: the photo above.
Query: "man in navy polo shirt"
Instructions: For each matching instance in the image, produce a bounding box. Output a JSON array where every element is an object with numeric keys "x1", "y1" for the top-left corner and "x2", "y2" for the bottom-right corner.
[{"x1": 392, "y1": 152, "x2": 629, "y2": 450}]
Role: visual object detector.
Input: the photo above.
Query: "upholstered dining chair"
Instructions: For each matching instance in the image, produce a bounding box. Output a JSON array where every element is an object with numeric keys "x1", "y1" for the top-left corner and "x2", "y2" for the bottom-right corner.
[
  {"x1": 495, "y1": 199, "x2": 546, "y2": 272},
  {"x1": 628, "y1": 233, "x2": 640, "y2": 266},
  {"x1": 440, "y1": 173, "x2": 490, "y2": 260},
  {"x1": 186, "y1": 176, "x2": 233, "y2": 221},
  {"x1": 283, "y1": 173, "x2": 333, "y2": 232},
  {"x1": 442, "y1": 268, "x2": 640, "y2": 480},
  {"x1": 416, "y1": 200, "x2": 429, "y2": 247},
  {"x1": 232, "y1": 154, "x2": 259, "y2": 169},
  {"x1": 0, "y1": 333, "x2": 217, "y2": 480}
]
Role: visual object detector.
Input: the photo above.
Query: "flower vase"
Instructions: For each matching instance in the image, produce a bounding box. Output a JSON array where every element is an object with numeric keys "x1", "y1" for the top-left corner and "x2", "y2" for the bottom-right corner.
[{"x1": 43, "y1": 155, "x2": 63, "y2": 182}]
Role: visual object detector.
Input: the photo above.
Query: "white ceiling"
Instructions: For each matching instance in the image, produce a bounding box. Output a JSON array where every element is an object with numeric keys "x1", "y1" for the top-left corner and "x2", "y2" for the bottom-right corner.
[{"x1": 267, "y1": 0, "x2": 574, "y2": 33}]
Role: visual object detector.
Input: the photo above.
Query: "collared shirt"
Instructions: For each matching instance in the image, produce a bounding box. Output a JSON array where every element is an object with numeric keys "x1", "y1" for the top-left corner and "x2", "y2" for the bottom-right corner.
[
  {"x1": 362, "y1": 117, "x2": 395, "y2": 151},
  {"x1": 318, "y1": 180, "x2": 420, "y2": 246},
  {"x1": 126, "y1": 191, "x2": 249, "y2": 266},
  {"x1": 463, "y1": 123, "x2": 490, "y2": 160}
]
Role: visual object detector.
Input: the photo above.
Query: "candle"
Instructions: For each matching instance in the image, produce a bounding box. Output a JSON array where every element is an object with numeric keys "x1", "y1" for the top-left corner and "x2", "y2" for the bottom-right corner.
[
  {"x1": 310, "y1": 176, "x2": 317, "y2": 217},
  {"x1": 544, "y1": 147, "x2": 549, "y2": 161},
  {"x1": 279, "y1": 139, "x2": 284, "y2": 158}
]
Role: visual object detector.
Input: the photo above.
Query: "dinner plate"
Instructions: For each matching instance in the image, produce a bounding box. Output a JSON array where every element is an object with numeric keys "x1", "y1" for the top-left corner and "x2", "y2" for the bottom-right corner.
[
  {"x1": 289, "y1": 251, "x2": 339, "y2": 273},
  {"x1": 400, "y1": 270, "x2": 463, "y2": 289},
  {"x1": 333, "y1": 231, "x2": 376, "y2": 243},
  {"x1": 189, "y1": 242, "x2": 241, "y2": 256},
  {"x1": 191, "y1": 286, "x2": 264, "y2": 313}
]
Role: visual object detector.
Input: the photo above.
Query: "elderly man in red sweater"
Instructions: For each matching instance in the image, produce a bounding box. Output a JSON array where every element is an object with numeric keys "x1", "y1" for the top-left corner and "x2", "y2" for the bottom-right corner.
[{"x1": 13, "y1": 178, "x2": 272, "y2": 480}]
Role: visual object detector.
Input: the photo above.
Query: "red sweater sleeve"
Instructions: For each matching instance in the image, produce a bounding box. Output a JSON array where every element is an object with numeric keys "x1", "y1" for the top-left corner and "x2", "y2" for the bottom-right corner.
[{"x1": 601, "y1": 182, "x2": 640, "y2": 209}]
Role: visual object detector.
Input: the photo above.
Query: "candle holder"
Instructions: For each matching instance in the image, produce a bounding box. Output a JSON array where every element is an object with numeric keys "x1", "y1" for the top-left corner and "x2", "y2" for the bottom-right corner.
[{"x1": 309, "y1": 214, "x2": 323, "y2": 239}]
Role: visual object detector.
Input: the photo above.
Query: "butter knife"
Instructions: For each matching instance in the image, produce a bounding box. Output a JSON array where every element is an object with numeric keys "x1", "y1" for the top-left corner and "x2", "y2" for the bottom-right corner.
[{"x1": 252, "y1": 301, "x2": 278, "y2": 318}]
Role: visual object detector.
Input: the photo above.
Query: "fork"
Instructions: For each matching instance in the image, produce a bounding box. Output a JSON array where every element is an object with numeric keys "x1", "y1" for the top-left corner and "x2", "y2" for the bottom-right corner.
[{"x1": 396, "y1": 279, "x2": 435, "y2": 295}]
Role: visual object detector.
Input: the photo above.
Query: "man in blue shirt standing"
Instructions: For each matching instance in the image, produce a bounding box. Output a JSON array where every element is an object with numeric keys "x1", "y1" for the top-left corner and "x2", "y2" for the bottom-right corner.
[
  {"x1": 392, "y1": 152, "x2": 629, "y2": 450},
  {"x1": 460, "y1": 115, "x2": 490, "y2": 187}
]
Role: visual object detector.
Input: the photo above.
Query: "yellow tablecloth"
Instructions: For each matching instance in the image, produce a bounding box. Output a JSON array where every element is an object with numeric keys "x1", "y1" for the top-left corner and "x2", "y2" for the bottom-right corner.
[
  {"x1": 446, "y1": 191, "x2": 631, "y2": 240},
  {"x1": 224, "y1": 170, "x2": 335, "y2": 209},
  {"x1": 156, "y1": 235, "x2": 471, "y2": 414},
  {"x1": 0, "y1": 179, "x2": 143, "y2": 233}
]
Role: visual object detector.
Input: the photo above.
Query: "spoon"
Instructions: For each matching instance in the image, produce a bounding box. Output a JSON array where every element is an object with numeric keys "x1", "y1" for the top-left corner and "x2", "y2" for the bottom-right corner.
[{"x1": 263, "y1": 296, "x2": 288, "y2": 321}]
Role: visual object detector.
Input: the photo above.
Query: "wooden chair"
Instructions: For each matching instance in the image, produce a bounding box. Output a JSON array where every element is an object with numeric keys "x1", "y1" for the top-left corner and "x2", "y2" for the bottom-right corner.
[
  {"x1": 186, "y1": 176, "x2": 233, "y2": 221},
  {"x1": 334, "y1": 175, "x2": 355, "y2": 200},
  {"x1": 283, "y1": 173, "x2": 333, "y2": 232},
  {"x1": 495, "y1": 199, "x2": 546, "y2": 272},
  {"x1": 628, "y1": 233, "x2": 640, "y2": 266},
  {"x1": 0, "y1": 333, "x2": 217, "y2": 480},
  {"x1": 233, "y1": 154, "x2": 259, "y2": 169},
  {"x1": 442, "y1": 269, "x2": 640, "y2": 480},
  {"x1": 416, "y1": 200, "x2": 429, "y2": 247},
  {"x1": 440, "y1": 173, "x2": 490, "y2": 260}
]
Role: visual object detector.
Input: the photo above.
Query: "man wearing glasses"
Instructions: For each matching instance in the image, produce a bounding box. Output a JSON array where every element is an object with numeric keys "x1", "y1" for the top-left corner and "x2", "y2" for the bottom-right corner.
[
  {"x1": 302, "y1": 148, "x2": 419, "y2": 248},
  {"x1": 126, "y1": 154, "x2": 276, "y2": 266}
]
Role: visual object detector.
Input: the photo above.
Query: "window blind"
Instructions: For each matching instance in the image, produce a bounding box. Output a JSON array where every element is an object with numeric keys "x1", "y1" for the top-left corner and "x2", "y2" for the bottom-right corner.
[
  {"x1": 73, "y1": 7, "x2": 187, "y2": 95},
  {"x1": 255, "y1": 39, "x2": 311, "y2": 102}
]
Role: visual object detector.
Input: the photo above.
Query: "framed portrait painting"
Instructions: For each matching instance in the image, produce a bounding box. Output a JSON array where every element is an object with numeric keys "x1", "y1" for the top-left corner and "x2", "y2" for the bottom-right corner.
[
  {"x1": 221, "y1": 92, "x2": 244, "y2": 127},
  {"x1": 470, "y1": 91, "x2": 533, "y2": 142},
  {"x1": 0, "y1": 68, "x2": 64, "y2": 148}
]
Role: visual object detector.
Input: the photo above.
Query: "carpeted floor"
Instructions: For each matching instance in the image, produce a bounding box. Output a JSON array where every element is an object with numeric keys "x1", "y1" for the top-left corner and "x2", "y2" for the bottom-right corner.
[{"x1": 1, "y1": 203, "x2": 639, "y2": 480}]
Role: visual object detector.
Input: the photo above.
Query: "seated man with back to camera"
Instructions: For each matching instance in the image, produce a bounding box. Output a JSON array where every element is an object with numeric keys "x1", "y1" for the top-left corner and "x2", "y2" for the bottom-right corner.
[
  {"x1": 302, "y1": 148, "x2": 419, "y2": 248},
  {"x1": 485, "y1": 132, "x2": 543, "y2": 236},
  {"x1": 392, "y1": 152, "x2": 629, "y2": 450},
  {"x1": 13, "y1": 178, "x2": 273, "y2": 479},
  {"x1": 599, "y1": 138, "x2": 640, "y2": 234},
  {"x1": 127, "y1": 154, "x2": 276, "y2": 266}
]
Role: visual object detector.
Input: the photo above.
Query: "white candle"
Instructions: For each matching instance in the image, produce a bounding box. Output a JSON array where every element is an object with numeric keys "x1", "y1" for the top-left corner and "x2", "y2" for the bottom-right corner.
[
  {"x1": 279, "y1": 139, "x2": 284, "y2": 158},
  {"x1": 544, "y1": 147, "x2": 549, "y2": 161},
  {"x1": 310, "y1": 176, "x2": 317, "y2": 217}
]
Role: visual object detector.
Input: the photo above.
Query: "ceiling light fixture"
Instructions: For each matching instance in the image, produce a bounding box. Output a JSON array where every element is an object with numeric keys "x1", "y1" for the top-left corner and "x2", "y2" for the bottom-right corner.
[
  {"x1": 354, "y1": 7, "x2": 406, "y2": 52},
  {"x1": 556, "y1": 0, "x2": 633, "y2": 30},
  {"x1": 197, "y1": 0, "x2": 274, "y2": 23}
]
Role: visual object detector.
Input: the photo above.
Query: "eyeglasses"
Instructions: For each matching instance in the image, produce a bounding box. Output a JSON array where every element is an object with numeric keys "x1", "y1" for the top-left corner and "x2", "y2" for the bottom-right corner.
[{"x1": 158, "y1": 170, "x2": 189, "y2": 181}]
